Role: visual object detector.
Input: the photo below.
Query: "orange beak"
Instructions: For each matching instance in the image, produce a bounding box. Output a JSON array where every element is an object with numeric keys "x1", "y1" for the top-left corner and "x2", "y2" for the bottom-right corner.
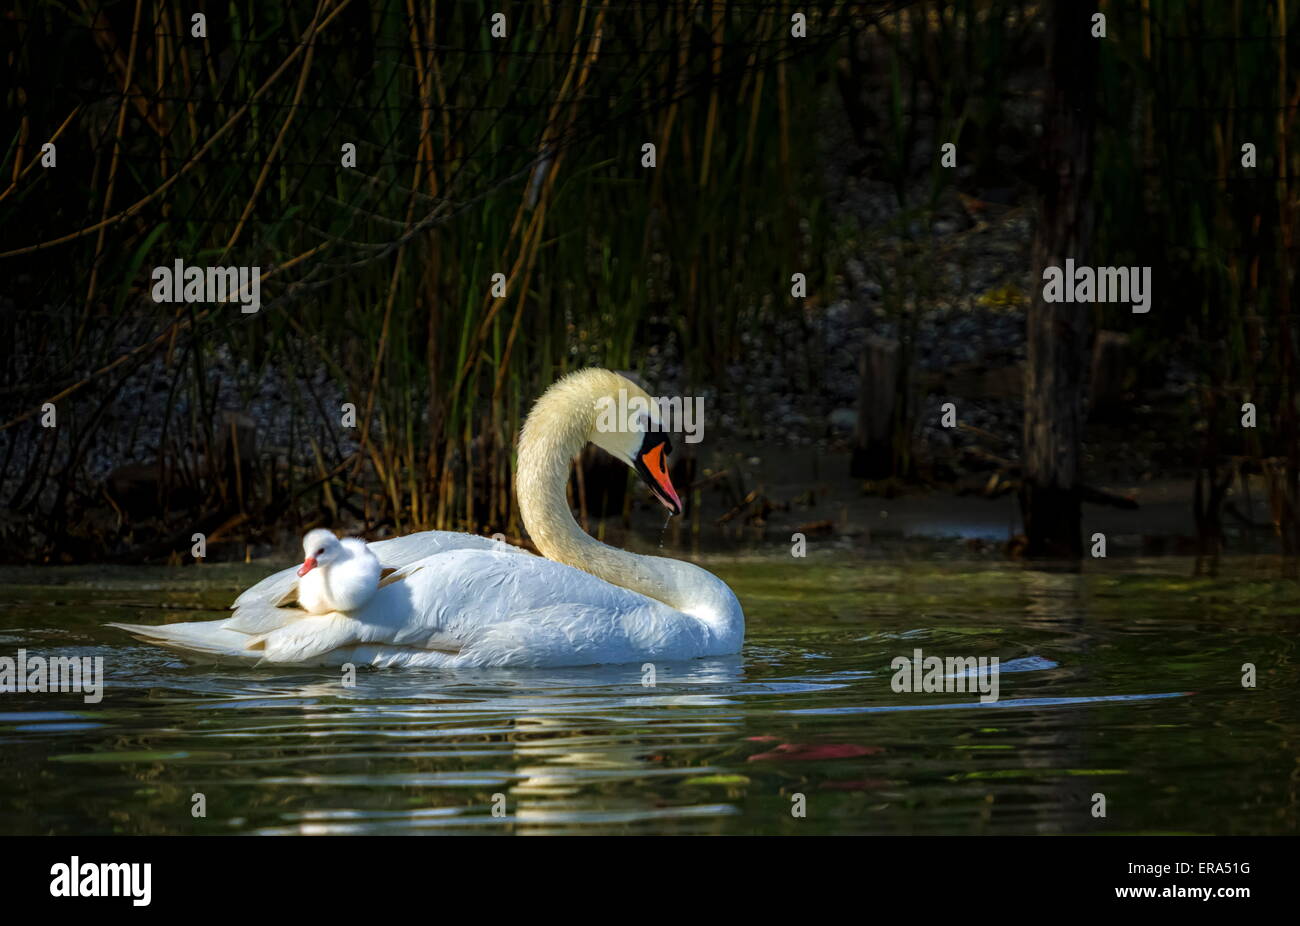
[
  {"x1": 637, "y1": 442, "x2": 682, "y2": 515},
  {"x1": 297, "y1": 556, "x2": 317, "y2": 577}
]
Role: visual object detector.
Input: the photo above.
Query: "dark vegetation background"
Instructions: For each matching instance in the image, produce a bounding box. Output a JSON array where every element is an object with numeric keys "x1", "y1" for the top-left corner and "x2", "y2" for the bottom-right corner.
[{"x1": 1, "y1": 0, "x2": 1297, "y2": 563}]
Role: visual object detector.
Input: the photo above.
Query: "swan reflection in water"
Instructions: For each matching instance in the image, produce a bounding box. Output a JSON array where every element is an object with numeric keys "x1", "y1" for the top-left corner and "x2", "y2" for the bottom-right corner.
[{"x1": 152, "y1": 656, "x2": 754, "y2": 834}]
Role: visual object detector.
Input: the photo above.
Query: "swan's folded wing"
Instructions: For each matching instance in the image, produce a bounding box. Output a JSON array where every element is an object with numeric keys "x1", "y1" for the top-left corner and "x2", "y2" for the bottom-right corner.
[
  {"x1": 205, "y1": 546, "x2": 701, "y2": 667},
  {"x1": 247, "y1": 614, "x2": 360, "y2": 663},
  {"x1": 366, "y1": 530, "x2": 520, "y2": 565},
  {"x1": 247, "y1": 594, "x2": 463, "y2": 664},
  {"x1": 240, "y1": 550, "x2": 565, "y2": 663},
  {"x1": 229, "y1": 567, "x2": 300, "y2": 614},
  {"x1": 221, "y1": 600, "x2": 301, "y2": 634},
  {"x1": 225, "y1": 530, "x2": 529, "y2": 634}
]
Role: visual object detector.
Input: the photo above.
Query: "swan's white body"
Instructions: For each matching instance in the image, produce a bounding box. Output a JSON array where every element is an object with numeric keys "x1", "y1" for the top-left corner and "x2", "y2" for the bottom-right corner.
[{"x1": 110, "y1": 370, "x2": 744, "y2": 668}]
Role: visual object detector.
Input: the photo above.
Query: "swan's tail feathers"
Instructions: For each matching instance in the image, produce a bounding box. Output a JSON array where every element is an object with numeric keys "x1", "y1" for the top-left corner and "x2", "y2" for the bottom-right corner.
[{"x1": 107, "y1": 620, "x2": 264, "y2": 665}]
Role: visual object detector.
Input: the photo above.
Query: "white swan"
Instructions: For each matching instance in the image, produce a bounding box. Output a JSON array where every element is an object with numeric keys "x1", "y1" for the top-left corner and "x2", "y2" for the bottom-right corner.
[{"x1": 109, "y1": 369, "x2": 745, "y2": 668}]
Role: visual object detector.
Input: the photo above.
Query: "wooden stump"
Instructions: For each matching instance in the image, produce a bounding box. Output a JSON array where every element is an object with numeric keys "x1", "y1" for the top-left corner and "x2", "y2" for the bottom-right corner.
[
  {"x1": 1088, "y1": 330, "x2": 1132, "y2": 417},
  {"x1": 851, "y1": 336, "x2": 899, "y2": 479}
]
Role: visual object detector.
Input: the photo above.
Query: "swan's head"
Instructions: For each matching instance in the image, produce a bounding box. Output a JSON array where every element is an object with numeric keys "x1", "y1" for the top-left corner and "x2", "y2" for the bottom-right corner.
[
  {"x1": 298, "y1": 528, "x2": 342, "y2": 577},
  {"x1": 588, "y1": 374, "x2": 683, "y2": 517},
  {"x1": 521, "y1": 368, "x2": 683, "y2": 516}
]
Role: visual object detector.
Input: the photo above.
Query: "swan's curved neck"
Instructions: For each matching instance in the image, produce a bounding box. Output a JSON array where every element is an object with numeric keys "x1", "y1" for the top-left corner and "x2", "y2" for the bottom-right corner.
[{"x1": 516, "y1": 382, "x2": 742, "y2": 642}]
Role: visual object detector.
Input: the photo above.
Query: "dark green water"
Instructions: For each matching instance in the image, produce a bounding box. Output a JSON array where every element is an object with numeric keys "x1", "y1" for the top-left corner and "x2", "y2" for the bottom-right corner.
[{"x1": 0, "y1": 553, "x2": 1296, "y2": 835}]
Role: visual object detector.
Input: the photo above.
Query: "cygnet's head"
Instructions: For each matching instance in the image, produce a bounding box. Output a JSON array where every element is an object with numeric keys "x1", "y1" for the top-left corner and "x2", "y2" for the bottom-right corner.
[{"x1": 298, "y1": 528, "x2": 343, "y2": 577}]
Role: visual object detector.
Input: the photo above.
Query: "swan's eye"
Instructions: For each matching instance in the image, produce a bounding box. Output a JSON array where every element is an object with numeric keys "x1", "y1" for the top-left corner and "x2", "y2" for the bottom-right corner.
[{"x1": 315, "y1": 548, "x2": 324, "y2": 556}]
